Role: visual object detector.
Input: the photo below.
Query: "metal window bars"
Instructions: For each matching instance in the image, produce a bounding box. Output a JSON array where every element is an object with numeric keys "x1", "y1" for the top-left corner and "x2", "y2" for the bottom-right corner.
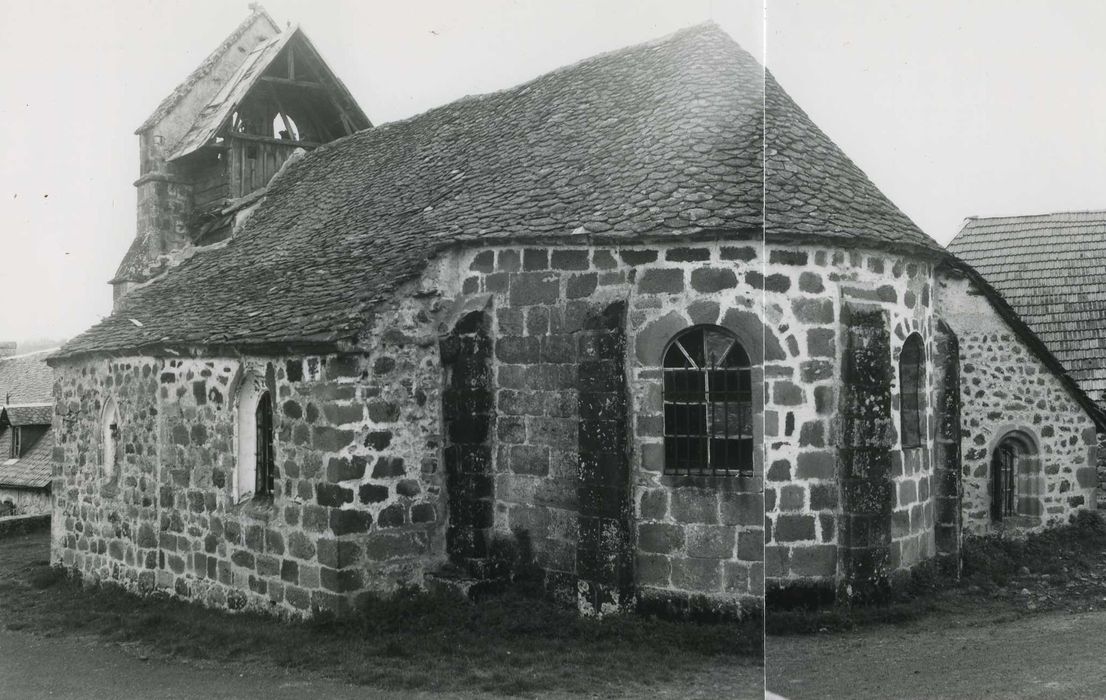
[
  {"x1": 992, "y1": 441, "x2": 1017, "y2": 521},
  {"x1": 662, "y1": 327, "x2": 754, "y2": 476}
]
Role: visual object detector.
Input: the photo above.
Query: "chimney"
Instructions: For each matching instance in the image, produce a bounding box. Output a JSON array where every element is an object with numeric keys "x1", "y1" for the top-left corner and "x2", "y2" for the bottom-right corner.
[{"x1": 0, "y1": 342, "x2": 16, "y2": 359}]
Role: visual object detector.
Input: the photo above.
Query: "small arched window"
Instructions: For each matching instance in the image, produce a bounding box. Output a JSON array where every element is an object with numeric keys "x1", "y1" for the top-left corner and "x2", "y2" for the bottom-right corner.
[
  {"x1": 236, "y1": 376, "x2": 275, "y2": 502},
  {"x1": 101, "y1": 397, "x2": 121, "y2": 483},
  {"x1": 899, "y1": 333, "x2": 926, "y2": 448},
  {"x1": 662, "y1": 326, "x2": 753, "y2": 476},
  {"x1": 991, "y1": 432, "x2": 1039, "y2": 522}
]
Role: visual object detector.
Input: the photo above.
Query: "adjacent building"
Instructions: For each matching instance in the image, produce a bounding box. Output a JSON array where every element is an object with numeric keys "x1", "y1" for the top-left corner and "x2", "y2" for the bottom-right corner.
[{"x1": 0, "y1": 347, "x2": 56, "y2": 515}]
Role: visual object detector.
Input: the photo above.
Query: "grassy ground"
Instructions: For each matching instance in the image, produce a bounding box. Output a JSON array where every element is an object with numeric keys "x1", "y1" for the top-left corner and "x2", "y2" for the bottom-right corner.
[
  {"x1": 767, "y1": 510, "x2": 1106, "y2": 636},
  {"x1": 0, "y1": 533, "x2": 758, "y2": 696}
]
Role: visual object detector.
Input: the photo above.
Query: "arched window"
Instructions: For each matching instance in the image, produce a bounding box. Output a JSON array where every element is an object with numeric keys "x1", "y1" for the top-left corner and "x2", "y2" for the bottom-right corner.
[
  {"x1": 662, "y1": 326, "x2": 753, "y2": 476},
  {"x1": 899, "y1": 333, "x2": 926, "y2": 448},
  {"x1": 991, "y1": 432, "x2": 1039, "y2": 522},
  {"x1": 236, "y1": 376, "x2": 275, "y2": 502},
  {"x1": 101, "y1": 397, "x2": 121, "y2": 483}
]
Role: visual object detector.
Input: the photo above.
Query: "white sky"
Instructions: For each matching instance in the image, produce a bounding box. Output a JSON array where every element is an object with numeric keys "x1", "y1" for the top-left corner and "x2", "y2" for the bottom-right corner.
[{"x1": 1, "y1": 1, "x2": 1103, "y2": 343}]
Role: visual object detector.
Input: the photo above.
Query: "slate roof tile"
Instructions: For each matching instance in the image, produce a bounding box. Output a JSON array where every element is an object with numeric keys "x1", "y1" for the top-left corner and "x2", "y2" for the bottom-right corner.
[
  {"x1": 57, "y1": 23, "x2": 938, "y2": 361},
  {"x1": 0, "y1": 426, "x2": 53, "y2": 489},
  {"x1": 949, "y1": 210, "x2": 1106, "y2": 398},
  {"x1": 0, "y1": 352, "x2": 53, "y2": 404}
]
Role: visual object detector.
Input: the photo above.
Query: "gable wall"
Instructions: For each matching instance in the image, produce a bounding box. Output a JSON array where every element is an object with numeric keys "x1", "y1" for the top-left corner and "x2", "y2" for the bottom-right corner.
[{"x1": 936, "y1": 274, "x2": 1098, "y2": 534}]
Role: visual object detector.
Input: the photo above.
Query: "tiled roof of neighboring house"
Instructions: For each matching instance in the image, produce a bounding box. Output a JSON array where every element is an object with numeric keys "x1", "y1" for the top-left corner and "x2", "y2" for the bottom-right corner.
[
  {"x1": 0, "y1": 426, "x2": 53, "y2": 489},
  {"x1": 55, "y1": 23, "x2": 938, "y2": 361},
  {"x1": 136, "y1": 6, "x2": 280, "y2": 133},
  {"x1": 949, "y1": 210, "x2": 1106, "y2": 399},
  {"x1": 1, "y1": 404, "x2": 53, "y2": 427},
  {"x1": 0, "y1": 351, "x2": 54, "y2": 404}
]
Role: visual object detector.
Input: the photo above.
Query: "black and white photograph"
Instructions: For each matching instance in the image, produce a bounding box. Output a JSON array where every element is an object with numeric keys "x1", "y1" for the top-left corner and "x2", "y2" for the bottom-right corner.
[{"x1": 1, "y1": 1, "x2": 1105, "y2": 698}]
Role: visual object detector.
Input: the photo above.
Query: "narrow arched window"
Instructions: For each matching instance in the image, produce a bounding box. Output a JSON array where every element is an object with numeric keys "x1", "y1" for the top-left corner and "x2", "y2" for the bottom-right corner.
[
  {"x1": 101, "y1": 397, "x2": 121, "y2": 483},
  {"x1": 991, "y1": 432, "x2": 1039, "y2": 522},
  {"x1": 236, "y1": 375, "x2": 275, "y2": 502},
  {"x1": 663, "y1": 326, "x2": 753, "y2": 476},
  {"x1": 899, "y1": 333, "x2": 926, "y2": 448},
  {"x1": 255, "y1": 391, "x2": 275, "y2": 497}
]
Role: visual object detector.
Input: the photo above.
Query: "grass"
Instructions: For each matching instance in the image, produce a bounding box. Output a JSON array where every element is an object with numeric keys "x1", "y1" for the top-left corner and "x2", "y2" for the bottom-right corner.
[
  {"x1": 0, "y1": 532, "x2": 758, "y2": 696},
  {"x1": 767, "y1": 510, "x2": 1106, "y2": 636}
]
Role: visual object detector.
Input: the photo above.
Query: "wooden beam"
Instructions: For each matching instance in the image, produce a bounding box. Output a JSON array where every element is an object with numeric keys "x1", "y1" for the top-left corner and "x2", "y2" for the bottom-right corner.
[
  {"x1": 227, "y1": 132, "x2": 320, "y2": 148},
  {"x1": 260, "y1": 76, "x2": 326, "y2": 91}
]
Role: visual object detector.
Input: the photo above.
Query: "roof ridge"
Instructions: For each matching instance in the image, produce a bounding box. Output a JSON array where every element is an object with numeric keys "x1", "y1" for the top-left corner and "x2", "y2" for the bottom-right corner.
[
  {"x1": 1, "y1": 402, "x2": 52, "y2": 408},
  {"x1": 962, "y1": 208, "x2": 1106, "y2": 223},
  {"x1": 135, "y1": 5, "x2": 281, "y2": 133},
  {"x1": 382, "y1": 21, "x2": 736, "y2": 127}
]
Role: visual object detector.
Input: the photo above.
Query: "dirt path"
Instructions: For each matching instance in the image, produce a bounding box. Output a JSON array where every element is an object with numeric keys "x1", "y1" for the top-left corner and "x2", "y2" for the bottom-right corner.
[{"x1": 767, "y1": 608, "x2": 1106, "y2": 699}]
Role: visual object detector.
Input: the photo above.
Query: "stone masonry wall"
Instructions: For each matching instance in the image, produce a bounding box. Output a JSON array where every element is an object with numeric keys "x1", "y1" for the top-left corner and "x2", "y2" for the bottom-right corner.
[
  {"x1": 52, "y1": 296, "x2": 450, "y2": 616},
  {"x1": 442, "y1": 241, "x2": 767, "y2": 614},
  {"x1": 762, "y1": 245, "x2": 938, "y2": 594},
  {"x1": 936, "y1": 274, "x2": 1098, "y2": 534}
]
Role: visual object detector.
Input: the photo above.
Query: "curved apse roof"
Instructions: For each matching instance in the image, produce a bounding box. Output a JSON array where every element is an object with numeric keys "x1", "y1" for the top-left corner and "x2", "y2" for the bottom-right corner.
[{"x1": 58, "y1": 22, "x2": 937, "y2": 360}]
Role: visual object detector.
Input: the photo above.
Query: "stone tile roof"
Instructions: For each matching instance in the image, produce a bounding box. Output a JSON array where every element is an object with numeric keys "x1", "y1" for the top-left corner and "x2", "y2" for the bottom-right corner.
[
  {"x1": 765, "y1": 73, "x2": 940, "y2": 252},
  {"x1": 56, "y1": 23, "x2": 938, "y2": 361},
  {"x1": 2, "y1": 404, "x2": 53, "y2": 427},
  {"x1": 949, "y1": 210, "x2": 1106, "y2": 399},
  {"x1": 135, "y1": 6, "x2": 280, "y2": 133},
  {"x1": 0, "y1": 426, "x2": 53, "y2": 489},
  {"x1": 0, "y1": 351, "x2": 53, "y2": 404}
]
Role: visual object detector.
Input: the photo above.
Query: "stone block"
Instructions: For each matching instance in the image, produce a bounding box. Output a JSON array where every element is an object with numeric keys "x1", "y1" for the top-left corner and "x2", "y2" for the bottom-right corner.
[
  {"x1": 637, "y1": 269, "x2": 684, "y2": 294},
  {"x1": 670, "y1": 557, "x2": 722, "y2": 592},
  {"x1": 523, "y1": 249, "x2": 548, "y2": 271},
  {"x1": 720, "y1": 246, "x2": 757, "y2": 261},
  {"x1": 510, "y1": 272, "x2": 560, "y2": 306},
  {"x1": 313, "y1": 426, "x2": 355, "y2": 452},
  {"x1": 638, "y1": 523, "x2": 685, "y2": 554},
  {"x1": 770, "y1": 250, "x2": 808, "y2": 266},
  {"x1": 639, "y1": 488, "x2": 668, "y2": 520},
  {"x1": 637, "y1": 553, "x2": 672, "y2": 587},
  {"x1": 316, "y1": 483, "x2": 354, "y2": 508},
  {"x1": 774, "y1": 514, "x2": 816, "y2": 542},
  {"x1": 620, "y1": 250, "x2": 658, "y2": 265},
  {"x1": 789, "y1": 544, "x2": 836, "y2": 577},
  {"x1": 720, "y1": 491, "x2": 762, "y2": 526},
  {"x1": 329, "y1": 508, "x2": 373, "y2": 536},
  {"x1": 687, "y1": 525, "x2": 737, "y2": 558},
  {"x1": 671, "y1": 488, "x2": 719, "y2": 524},
  {"x1": 551, "y1": 249, "x2": 589, "y2": 270},
  {"x1": 796, "y1": 451, "x2": 835, "y2": 479},
  {"x1": 690, "y1": 268, "x2": 737, "y2": 293}
]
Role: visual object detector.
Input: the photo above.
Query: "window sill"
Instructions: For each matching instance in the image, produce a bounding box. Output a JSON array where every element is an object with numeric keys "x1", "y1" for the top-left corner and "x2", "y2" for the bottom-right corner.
[
  {"x1": 230, "y1": 494, "x2": 278, "y2": 520},
  {"x1": 659, "y1": 472, "x2": 758, "y2": 492}
]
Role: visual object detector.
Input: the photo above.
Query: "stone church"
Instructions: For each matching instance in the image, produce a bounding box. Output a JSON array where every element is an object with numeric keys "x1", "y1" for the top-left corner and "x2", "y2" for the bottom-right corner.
[{"x1": 49, "y1": 7, "x2": 1102, "y2": 618}]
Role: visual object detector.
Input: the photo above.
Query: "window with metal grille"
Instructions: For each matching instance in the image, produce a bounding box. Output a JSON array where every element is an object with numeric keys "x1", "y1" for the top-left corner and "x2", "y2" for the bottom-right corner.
[
  {"x1": 255, "y1": 391, "x2": 275, "y2": 498},
  {"x1": 899, "y1": 333, "x2": 925, "y2": 448},
  {"x1": 991, "y1": 433, "x2": 1037, "y2": 522},
  {"x1": 662, "y1": 326, "x2": 753, "y2": 476}
]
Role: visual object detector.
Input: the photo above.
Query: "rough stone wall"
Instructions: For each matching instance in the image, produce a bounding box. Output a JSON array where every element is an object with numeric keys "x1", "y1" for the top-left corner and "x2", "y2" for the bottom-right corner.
[
  {"x1": 0, "y1": 487, "x2": 50, "y2": 516},
  {"x1": 761, "y1": 245, "x2": 937, "y2": 593},
  {"x1": 936, "y1": 274, "x2": 1098, "y2": 533},
  {"x1": 445, "y1": 241, "x2": 766, "y2": 614},
  {"x1": 52, "y1": 296, "x2": 449, "y2": 616}
]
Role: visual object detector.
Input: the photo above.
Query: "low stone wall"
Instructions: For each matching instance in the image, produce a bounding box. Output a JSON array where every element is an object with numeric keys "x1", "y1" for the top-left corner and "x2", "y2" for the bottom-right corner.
[{"x1": 0, "y1": 513, "x2": 50, "y2": 537}]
